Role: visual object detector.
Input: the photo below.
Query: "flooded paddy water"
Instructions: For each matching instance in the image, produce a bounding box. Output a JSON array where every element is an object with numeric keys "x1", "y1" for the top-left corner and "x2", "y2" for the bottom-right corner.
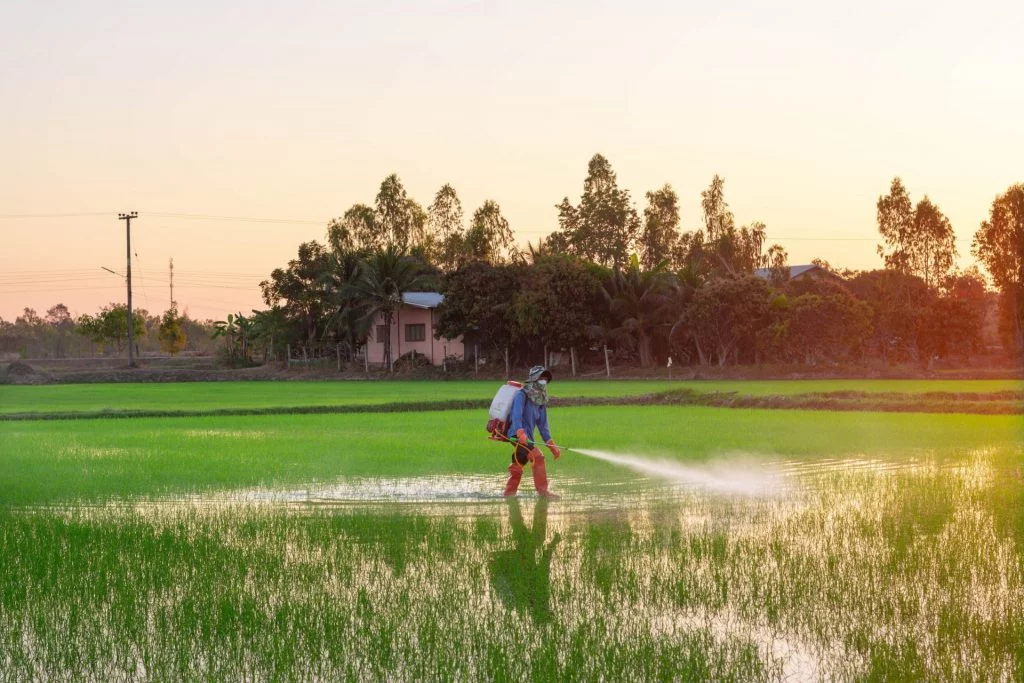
[{"x1": 2, "y1": 449, "x2": 1022, "y2": 681}]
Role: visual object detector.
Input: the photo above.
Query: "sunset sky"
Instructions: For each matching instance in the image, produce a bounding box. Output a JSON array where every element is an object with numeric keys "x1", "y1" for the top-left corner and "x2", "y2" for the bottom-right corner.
[{"x1": 2, "y1": 0, "x2": 1021, "y2": 321}]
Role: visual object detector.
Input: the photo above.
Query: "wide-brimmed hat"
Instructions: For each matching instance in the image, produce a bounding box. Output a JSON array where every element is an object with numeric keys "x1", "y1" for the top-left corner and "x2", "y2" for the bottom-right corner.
[{"x1": 526, "y1": 365, "x2": 552, "y2": 383}]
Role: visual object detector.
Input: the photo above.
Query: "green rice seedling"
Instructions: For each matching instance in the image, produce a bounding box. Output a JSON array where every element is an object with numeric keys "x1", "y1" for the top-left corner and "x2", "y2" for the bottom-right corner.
[
  {"x1": 0, "y1": 380, "x2": 687, "y2": 416},
  {"x1": 2, "y1": 406, "x2": 1022, "y2": 505},
  {"x1": 2, "y1": 378, "x2": 1019, "y2": 417}
]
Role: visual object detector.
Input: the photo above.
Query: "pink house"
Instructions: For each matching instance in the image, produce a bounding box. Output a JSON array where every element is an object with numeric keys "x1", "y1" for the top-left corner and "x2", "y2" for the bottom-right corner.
[{"x1": 364, "y1": 292, "x2": 464, "y2": 367}]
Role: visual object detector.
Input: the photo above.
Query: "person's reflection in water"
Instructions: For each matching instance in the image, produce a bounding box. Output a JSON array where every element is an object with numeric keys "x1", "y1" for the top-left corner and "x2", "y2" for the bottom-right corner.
[{"x1": 489, "y1": 497, "x2": 561, "y2": 624}]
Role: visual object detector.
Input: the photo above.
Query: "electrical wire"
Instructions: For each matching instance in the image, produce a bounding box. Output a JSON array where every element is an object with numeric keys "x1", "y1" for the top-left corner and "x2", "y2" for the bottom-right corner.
[
  {"x1": 142, "y1": 211, "x2": 323, "y2": 225},
  {"x1": 0, "y1": 208, "x2": 979, "y2": 241},
  {"x1": 1, "y1": 207, "x2": 982, "y2": 316},
  {"x1": 132, "y1": 246, "x2": 151, "y2": 313},
  {"x1": 0, "y1": 212, "x2": 115, "y2": 218},
  {"x1": 0, "y1": 286, "x2": 125, "y2": 294}
]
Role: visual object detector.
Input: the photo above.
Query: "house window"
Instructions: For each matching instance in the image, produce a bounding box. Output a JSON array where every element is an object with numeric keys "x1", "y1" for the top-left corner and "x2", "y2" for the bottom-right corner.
[
  {"x1": 405, "y1": 324, "x2": 426, "y2": 342},
  {"x1": 376, "y1": 325, "x2": 387, "y2": 342}
]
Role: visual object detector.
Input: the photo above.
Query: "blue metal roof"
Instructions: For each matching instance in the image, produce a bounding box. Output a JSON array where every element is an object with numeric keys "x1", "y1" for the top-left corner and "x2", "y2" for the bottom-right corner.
[
  {"x1": 401, "y1": 292, "x2": 445, "y2": 309},
  {"x1": 788, "y1": 264, "x2": 818, "y2": 278},
  {"x1": 754, "y1": 265, "x2": 823, "y2": 280}
]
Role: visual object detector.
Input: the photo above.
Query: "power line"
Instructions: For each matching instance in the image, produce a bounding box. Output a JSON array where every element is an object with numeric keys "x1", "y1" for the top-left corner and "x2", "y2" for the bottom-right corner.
[
  {"x1": 0, "y1": 210, "x2": 326, "y2": 225},
  {"x1": 0, "y1": 269, "x2": 267, "y2": 279},
  {"x1": 0, "y1": 275, "x2": 261, "y2": 286},
  {"x1": 770, "y1": 235, "x2": 974, "y2": 242},
  {"x1": 173, "y1": 270, "x2": 268, "y2": 276},
  {"x1": 0, "y1": 212, "x2": 115, "y2": 218},
  {"x1": 0, "y1": 208, "x2": 982, "y2": 241},
  {"x1": 0, "y1": 276, "x2": 120, "y2": 284},
  {"x1": 0, "y1": 269, "x2": 266, "y2": 280},
  {"x1": 149, "y1": 283, "x2": 258, "y2": 290},
  {"x1": 143, "y1": 211, "x2": 324, "y2": 225},
  {"x1": 181, "y1": 294, "x2": 266, "y2": 309},
  {"x1": 0, "y1": 286, "x2": 125, "y2": 294},
  {"x1": 0, "y1": 268, "x2": 111, "y2": 273},
  {"x1": 134, "y1": 247, "x2": 151, "y2": 313},
  {"x1": 2, "y1": 238, "x2": 982, "y2": 287}
]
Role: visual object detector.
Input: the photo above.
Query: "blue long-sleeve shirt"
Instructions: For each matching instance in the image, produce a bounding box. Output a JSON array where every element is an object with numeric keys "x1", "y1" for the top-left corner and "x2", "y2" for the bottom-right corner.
[{"x1": 508, "y1": 390, "x2": 552, "y2": 445}]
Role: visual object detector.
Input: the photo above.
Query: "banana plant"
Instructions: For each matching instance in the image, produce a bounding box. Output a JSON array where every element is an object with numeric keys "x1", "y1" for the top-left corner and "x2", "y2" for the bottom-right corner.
[
  {"x1": 234, "y1": 312, "x2": 253, "y2": 360},
  {"x1": 212, "y1": 313, "x2": 238, "y2": 356}
]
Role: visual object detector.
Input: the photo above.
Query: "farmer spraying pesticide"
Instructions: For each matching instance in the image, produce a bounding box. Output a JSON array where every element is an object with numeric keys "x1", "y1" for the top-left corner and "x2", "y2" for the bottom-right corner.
[{"x1": 488, "y1": 365, "x2": 562, "y2": 498}]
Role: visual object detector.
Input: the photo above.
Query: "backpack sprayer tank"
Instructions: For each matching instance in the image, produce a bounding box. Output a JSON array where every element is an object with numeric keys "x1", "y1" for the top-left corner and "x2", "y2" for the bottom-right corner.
[{"x1": 486, "y1": 380, "x2": 523, "y2": 441}]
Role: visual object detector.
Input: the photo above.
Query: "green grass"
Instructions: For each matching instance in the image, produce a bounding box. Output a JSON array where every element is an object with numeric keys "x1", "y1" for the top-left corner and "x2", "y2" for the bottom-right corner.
[
  {"x1": 1, "y1": 393, "x2": 1022, "y2": 680},
  {"x1": 1, "y1": 378, "x2": 1019, "y2": 415},
  {"x1": 1, "y1": 405, "x2": 1020, "y2": 506}
]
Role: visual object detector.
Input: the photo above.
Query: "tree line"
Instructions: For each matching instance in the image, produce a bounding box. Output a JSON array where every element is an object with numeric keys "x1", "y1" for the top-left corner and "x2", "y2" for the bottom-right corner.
[
  {"x1": 253, "y1": 155, "x2": 1020, "y2": 370},
  {"x1": 3, "y1": 156, "x2": 1021, "y2": 369},
  {"x1": 0, "y1": 303, "x2": 216, "y2": 359}
]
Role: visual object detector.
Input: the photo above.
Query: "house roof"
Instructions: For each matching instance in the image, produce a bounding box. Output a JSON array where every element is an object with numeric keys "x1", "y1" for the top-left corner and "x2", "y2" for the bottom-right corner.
[
  {"x1": 754, "y1": 264, "x2": 833, "y2": 280},
  {"x1": 402, "y1": 292, "x2": 445, "y2": 309}
]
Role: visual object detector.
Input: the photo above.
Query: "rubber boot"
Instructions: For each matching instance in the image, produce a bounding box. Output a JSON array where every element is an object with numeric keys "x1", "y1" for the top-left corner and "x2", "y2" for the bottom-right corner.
[
  {"x1": 503, "y1": 462, "x2": 524, "y2": 497},
  {"x1": 531, "y1": 451, "x2": 559, "y2": 498}
]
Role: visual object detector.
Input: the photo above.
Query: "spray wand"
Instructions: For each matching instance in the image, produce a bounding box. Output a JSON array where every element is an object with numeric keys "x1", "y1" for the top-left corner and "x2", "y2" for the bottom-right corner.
[{"x1": 492, "y1": 431, "x2": 573, "y2": 454}]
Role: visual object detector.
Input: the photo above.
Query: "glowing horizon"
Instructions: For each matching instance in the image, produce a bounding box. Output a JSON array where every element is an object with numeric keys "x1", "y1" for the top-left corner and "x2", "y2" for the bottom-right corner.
[{"x1": 2, "y1": 0, "x2": 1021, "y2": 321}]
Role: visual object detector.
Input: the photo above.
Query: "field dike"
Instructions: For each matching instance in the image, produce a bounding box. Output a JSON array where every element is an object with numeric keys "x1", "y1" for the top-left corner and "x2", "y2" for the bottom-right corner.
[{"x1": 2, "y1": 387, "x2": 1022, "y2": 421}]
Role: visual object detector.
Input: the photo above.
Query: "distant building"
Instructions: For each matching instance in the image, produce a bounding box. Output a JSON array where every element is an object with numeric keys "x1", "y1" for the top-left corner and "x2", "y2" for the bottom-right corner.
[
  {"x1": 753, "y1": 264, "x2": 844, "y2": 283},
  {"x1": 364, "y1": 292, "x2": 463, "y2": 367}
]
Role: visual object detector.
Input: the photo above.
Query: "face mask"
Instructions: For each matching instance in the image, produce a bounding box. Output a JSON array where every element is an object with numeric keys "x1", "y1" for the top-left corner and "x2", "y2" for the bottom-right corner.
[{"x1": 538, "y1": 379, "x2": 548, "y2": 386}]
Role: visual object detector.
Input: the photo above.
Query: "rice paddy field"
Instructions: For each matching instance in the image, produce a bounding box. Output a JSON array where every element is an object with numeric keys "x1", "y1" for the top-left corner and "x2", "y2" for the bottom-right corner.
[
  {"x1": 1, "y1": 379, "x2": 1022, "y2": 681},
  {"x1": 1, "y1": 378, "x2": 1019, "y2": 415}
]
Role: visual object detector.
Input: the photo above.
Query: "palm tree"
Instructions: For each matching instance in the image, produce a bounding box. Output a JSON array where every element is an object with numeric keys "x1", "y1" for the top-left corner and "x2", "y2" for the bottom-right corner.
[
  {"x1": 324, "y1": 251, "x2": 374, "y2": 362},
  {"x1": 591, "y1": 255, "x2": 677, "y2": 368},
  {"x1": 667, "y1": 256, "x2": 707, "y2": 362},
  {"x1": 345, "y1": 246, "x2": 433, "y2": 371}
]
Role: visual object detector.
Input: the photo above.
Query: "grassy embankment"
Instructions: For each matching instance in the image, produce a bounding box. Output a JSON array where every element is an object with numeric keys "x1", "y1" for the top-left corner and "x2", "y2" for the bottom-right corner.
[{"x1": 1, "y1": 378, "x2": 1020, "y2": 420}]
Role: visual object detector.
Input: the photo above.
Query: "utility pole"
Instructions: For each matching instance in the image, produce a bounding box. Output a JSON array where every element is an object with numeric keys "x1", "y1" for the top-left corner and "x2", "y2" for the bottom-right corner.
[
  {"x1": 118, "y1": 212, "x2": 138, "y2": 367},
  {"x1": 169, "y1": 257, "x2": 174, "y2": 307}
]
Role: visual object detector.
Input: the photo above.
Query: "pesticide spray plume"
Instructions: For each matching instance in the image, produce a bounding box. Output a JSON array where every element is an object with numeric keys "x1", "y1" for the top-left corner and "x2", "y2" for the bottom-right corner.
[{"x1": 570, "y1": 448, "x2": 785, "y2": 496}]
